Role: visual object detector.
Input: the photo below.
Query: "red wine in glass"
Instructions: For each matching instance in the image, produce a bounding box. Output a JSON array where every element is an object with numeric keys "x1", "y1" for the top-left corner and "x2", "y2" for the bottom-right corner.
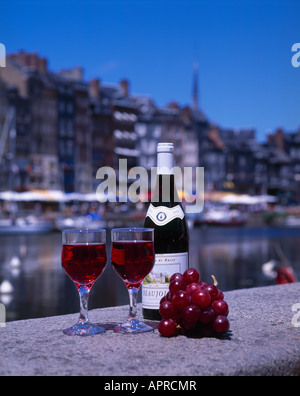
[
  {"x1": 111, "y1": 228, "x2": 155, "y2": 334},
  {"x1": 62, "y1": 244, "x2": 107, "y2": 286},
  {"x1": 111, "y1": 241, "x2": 155, "y2": 289},
  {"x1": 61, "y1": 229, "x2": 107, "y2": 336}
]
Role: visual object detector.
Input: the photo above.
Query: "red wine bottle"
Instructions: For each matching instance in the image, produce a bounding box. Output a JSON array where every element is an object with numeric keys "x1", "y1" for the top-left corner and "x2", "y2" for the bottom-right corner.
[{"x1": 143, "y1": 143, "x2": 189, "y2": 320}]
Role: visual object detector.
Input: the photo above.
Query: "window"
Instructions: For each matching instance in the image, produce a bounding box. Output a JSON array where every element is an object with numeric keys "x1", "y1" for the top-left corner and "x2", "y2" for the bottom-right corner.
[
  {"x1": 136, "y1": 124, "x2": 146, "y2": 137},
  {"x1": 59, "y1": 101, "x2": 65, "y2": 113},
  {"x1": 67, "y1": 140, "x2": 74, "y2": 156},
  {"x1": 153, "y1": 126, "x2": 161, "y2": 138},
  {"x1": 67, "y1": 121, "x2": 73, "y2": 137},
  {"x1": 239, "y1": 156, "x2": 247, "y2": 168},
  {"x1": 67, "y1": 102, "x2": 74, "y2": 114}
]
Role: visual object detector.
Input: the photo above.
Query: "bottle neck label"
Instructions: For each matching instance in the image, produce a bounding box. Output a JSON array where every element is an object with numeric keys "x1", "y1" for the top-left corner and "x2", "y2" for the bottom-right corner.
[{"x1": 146, "y1": 204, "x2": 185, "y2": 226}]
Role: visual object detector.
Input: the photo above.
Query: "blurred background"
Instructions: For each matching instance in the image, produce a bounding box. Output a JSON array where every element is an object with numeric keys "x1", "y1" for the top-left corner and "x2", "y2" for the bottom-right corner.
[{"x1": 0, "y1": 0, "x2": 300, "y2": 322}]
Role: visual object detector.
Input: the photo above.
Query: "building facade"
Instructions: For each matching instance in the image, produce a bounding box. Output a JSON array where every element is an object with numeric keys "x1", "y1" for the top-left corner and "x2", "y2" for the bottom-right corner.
[{"x1": 0, "y1": 50, "x2": 300, "y2": 204}]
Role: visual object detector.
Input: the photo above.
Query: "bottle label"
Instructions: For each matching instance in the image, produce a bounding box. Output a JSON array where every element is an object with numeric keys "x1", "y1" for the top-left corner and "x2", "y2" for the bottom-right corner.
[
  {"x1": 146, "y1": 204, "x2": 185, "y2": 227},
  {"x1": 142, "y1": 252, "x2": 189, "y2": 310}
]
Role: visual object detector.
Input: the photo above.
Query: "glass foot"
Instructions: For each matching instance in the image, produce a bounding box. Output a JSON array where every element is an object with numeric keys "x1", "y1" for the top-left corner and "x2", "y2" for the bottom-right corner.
[
  {"x1": 63, "y1": 322, "x2": 106, "y2": 336},
  {"x1": 113, "y1": 318, "x2": 154, "y2": 334}
]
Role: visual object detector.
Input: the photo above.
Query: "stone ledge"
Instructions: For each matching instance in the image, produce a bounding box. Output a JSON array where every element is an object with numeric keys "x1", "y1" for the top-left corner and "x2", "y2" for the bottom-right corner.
[{"x1": 0, "y1": 283, "x2": 299, "y2": 376}]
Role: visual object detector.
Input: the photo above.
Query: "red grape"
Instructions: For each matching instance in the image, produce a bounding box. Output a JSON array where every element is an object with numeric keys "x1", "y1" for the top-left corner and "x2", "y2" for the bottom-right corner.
[
  {"x1": 191, "y1": 290, "x2": 211, "y2": 309},
  {"x1": 182, "y1": 304, "x2": 201, "y2": 325},
  {"x1": 213, "y1": 316, "x2": 230, "y2": 334},
  {"x1": 158, "y1": 271, "x2": 230, "y2": 338},
  {"x1": 212, "y1": 300, "x2": 229, "y2": 317},
  {"x1": 183, "y1": 268, "x2": 200, "y2": 285},
  {"x1": 165, "y1": 291, "x2": 173, "y2": 302},
  {"x1": 170, "y1": 273, "x2": 184, "y2": 283},
  {"x1": 203, "y1": 284, "x2": 219, "y2": 301},
  {"x1": 172, "y1": 290, "x2": 191, "y2": 312},
  {"x1": 158, "y1": 319, "x2": 178, "y2": 337},
  {"x1": 169, "y1": 279, "x2": 186, "y2": 294},
  {"x1": 199, "y1": 307, "x2": 216, "y2": 325},
  {"x1": 159, "y1": 301, "x2": 178, "y2": 321},
  {"x1": 186, "y1": 282, "x2": 202, "y2": 296}
]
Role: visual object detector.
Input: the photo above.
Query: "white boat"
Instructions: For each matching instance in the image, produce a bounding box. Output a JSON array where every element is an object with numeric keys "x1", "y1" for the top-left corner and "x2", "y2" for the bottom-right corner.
[
  {"x1": 284, "y1": 216, "x2": 300, "y2": 227},
  {"x1": 203, "y1": 209, "x2": 249, "y2": 226},
  {"x1": 0, "y1": 217, "x2": 53, "y2": 235},
  {"x1": 55, "y1": 216, "x2": 106, "y2": 231}
]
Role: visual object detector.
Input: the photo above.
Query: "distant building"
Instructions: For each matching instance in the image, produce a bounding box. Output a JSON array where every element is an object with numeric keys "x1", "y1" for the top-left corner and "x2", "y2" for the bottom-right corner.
[
  {"x1": 221, "y1": 128, "x2": 257, "y2": 194},
  {"x1": 7, "y1": 87, "x2": 32, "y2": 191},
  {"x1": 89, "y1": 78, "x2": 114, "y2": 188},
  {"x1": 89, "y1": 79, "x2": 140, "y2": 191},
  {"x1": 285, "y1": 130, "x2": 300, "y2": 202},
  {"x1": 0, "y1": 52, "x2": 88, "y2": 193},
  {"x1": 0, "y1": 53, "x2": 60, "y2": 191},
  {"x1": 111, "y1": 81, "x2": 139, "y2": 169},
  {"x1": 1, "y1": 50, "x2": 300, "y2": 205},
  {"x1": 267, "y1": 128, "x2": 299, "y2": 202},
  {"x1": 134, "y1": 96, "x2": 160, "y2": 171},
  {"x1": 59, "y1": 67, "x2": 92, "y2": 193}
]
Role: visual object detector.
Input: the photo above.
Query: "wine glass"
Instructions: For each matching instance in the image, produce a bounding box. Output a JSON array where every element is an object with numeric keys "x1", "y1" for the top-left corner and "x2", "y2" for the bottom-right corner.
[
  {"x1": 61, "y1": 229, "x2": 107, "y2": 336},
  {"x1": 111, "y1": 228, "x2": 155, "y2": 334}
]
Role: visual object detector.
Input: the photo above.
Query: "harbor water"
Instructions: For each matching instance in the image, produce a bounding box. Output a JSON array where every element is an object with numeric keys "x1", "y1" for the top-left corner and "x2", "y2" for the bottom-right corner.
[{"x1": 0, "y1": 226, "x2": 300, "y2": 322}]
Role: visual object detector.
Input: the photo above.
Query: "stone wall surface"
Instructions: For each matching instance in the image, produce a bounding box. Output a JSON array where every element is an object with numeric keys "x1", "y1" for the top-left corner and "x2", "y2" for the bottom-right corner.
[{"x1": 0, "y1": 283, "x2": 299, "y2": 376}]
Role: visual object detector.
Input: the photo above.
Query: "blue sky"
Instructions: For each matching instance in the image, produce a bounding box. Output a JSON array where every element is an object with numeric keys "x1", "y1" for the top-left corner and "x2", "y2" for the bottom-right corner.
[{"x1": 1, "y1": 0, "x2": 300, "y2": 141}]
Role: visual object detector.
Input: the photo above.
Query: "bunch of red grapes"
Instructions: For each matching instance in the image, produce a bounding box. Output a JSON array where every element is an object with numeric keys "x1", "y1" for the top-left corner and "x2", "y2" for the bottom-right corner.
[{"x1": 158, "y1": 268, "x2": 230, "y2": 338}]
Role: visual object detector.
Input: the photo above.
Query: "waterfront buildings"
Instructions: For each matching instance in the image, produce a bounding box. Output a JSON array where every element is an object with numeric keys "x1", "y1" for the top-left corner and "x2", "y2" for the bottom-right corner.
[{"x1": 0, "y1": 50, "x2": 299, "y2": 203}]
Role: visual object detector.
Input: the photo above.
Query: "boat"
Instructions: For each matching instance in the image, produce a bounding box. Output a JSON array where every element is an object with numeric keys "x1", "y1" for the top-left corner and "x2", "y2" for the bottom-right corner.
[
  {"x1": 262, "y1": 242, "x2": 298, "y2": 285},
  {"x1": 284, "y1": 215, "x2": 300, "y2": 227},
  {"x1": 262, "y1": 260, "x2": 298, "y2": 284},
  {"x1": 0, "y1": 217, "x2": 53, "y2": 235},
  {"x1": 186, "y1": 212, "x2": 205, "y2": 228},
  {"x1": 55, "y1": 215, "x2": 106, "y2": 231},
  {"x1": 203, "y1": 209, "x2": 249, "y2": 226}
]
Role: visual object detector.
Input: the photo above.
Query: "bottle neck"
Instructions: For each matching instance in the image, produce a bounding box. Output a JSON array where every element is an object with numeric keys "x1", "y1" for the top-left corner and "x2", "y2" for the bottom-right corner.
[
  {"x1": 152, "y1": 174, "x2": 181, "y2": 205},
  {"x1": 157, "y1": 151, "x2": 174, "y2": 175},
  {"x1": 153, "y1": 148, "x2": 180, "y2": 204}
]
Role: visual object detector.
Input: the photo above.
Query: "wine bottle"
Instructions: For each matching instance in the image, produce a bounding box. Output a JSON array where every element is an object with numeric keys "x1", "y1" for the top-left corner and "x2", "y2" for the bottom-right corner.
[{"x1": 143, "y1": 142, "x2": 189, "y2": 320}]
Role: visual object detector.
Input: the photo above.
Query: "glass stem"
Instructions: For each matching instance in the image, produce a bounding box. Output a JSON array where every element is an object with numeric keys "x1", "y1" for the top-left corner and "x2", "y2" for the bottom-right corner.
[
  {"x1": 128, "y1": 287, "x2": 139, "y2": 321},
  {"x1": 78, "y1": 285, "x2": 91, "y2": 324}
]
